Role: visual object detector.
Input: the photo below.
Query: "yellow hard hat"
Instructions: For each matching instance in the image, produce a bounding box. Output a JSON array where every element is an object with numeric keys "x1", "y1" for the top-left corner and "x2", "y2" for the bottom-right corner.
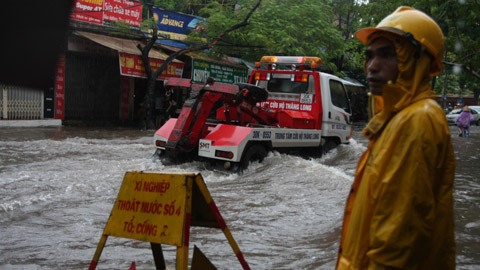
[{"x1": 355, "y1": 6, "x2": 444, "y2": 76}]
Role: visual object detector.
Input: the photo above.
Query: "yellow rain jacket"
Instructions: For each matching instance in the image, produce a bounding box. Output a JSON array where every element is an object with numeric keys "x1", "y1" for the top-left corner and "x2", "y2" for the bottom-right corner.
[
  {"x1": 367, "y1": 93, "x2": 384, "y2": 120},
  {"x1": 337, "y1": 34, "x2": 456, "y2": 270}
]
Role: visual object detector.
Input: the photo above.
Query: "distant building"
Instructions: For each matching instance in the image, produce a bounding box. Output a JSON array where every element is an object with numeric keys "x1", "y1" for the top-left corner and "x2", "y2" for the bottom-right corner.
[{"x1": 2, "y1": 0, "x2": 249, "y2": 126}]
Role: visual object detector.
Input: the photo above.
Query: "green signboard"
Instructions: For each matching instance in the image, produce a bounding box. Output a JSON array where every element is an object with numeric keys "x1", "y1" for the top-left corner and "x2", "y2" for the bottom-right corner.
[{"x1": 192, "y1": 59, "x2": 248, "y2": 84}]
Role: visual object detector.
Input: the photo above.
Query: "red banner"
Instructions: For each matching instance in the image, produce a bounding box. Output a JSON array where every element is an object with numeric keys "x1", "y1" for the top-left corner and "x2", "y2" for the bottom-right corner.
[
  {"x1": 71, "y1": 0, "x2": 103, "y2": 25},
  {"x1": 55, "y1": 56, "x2": 66, "y2": 120},
  {"x1": 71, "y1": 0, "x2": 142, "y2": 28},
  {"x1": 103, "y1": 0, "x2": 142, "y2": 28},
  {"x1": 118, "y1": 53, "x2": 184, "y2": 80}
]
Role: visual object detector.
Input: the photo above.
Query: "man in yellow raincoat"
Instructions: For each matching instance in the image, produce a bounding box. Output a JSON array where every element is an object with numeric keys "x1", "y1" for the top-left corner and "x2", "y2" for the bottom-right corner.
[{"x1": 337, "y1": 6, "x2": 456, "y2": 270}]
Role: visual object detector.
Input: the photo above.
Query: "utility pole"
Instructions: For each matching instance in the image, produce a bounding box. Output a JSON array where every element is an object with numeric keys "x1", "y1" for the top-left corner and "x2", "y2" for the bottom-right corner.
[{"x1": 442, "y1": 47, "x2": 448, "y2": 109}]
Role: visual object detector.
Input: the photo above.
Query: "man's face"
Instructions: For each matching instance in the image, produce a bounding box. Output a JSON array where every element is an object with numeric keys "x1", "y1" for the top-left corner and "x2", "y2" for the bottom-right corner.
[{"x1": 365, "y1": 38, "x2": 398, "y2": 95}]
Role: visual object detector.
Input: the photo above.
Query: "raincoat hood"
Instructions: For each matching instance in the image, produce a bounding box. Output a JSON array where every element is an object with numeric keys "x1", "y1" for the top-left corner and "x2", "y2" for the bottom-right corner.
[{"x1": 363, "y1": 32, "x2": 437, "y2": 138}]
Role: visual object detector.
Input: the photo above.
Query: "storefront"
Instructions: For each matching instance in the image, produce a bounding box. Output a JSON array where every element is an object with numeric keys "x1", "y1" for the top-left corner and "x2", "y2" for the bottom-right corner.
[
  {"x1": 57, "y1": 1, "x2": 249, "y2": 126},
  {"x1": 56, "y1": 31, "x2": 184, "y2": 125}
]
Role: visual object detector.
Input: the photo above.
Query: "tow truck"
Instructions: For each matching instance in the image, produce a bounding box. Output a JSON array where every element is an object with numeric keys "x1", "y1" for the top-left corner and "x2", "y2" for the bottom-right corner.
[{"x1": 153, "y1": 56, "x2": 353, "y2": 171}]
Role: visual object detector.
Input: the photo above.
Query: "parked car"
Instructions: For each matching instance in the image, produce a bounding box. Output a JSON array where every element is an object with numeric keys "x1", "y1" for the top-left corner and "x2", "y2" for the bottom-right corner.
[
  {"x1": 468, "y1": 105, "x2": 480, "y2": 114},
  {"x1": 446, "y1": 108, "x2": 480, "y2": 126}
]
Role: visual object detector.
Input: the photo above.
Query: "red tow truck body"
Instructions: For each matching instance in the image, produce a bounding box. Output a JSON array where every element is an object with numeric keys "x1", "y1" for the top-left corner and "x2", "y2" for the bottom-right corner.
[{"x1": 154, "y1": 56, "x2": 353, "y2": 170}]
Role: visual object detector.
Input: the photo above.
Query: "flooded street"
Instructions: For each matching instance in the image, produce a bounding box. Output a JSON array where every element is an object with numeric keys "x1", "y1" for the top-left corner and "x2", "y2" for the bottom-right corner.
[{"x1": 0, "y1": 124, "x2": 479, "y2": 269}]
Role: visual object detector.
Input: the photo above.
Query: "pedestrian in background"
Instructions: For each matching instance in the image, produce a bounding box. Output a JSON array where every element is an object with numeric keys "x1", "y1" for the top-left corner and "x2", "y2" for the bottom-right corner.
[
  {"x1": 337, "y1": 6, "x2": 455, "y2": 270},
  {"x1": 456, "y1": 105, "x2": 474, "y2": 137},
  {"x1": 154, "y1": 92, "x2": 164, "y2": 128},
  {"x1": 162, "y1": 89, "x2": 177, "y2": 123}
]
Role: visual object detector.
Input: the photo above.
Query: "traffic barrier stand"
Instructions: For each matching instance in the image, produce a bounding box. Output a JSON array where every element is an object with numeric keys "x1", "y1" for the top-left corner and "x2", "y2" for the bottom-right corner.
[{"x1": 88, "y1": 171, "x2": 250, "y2": 270}]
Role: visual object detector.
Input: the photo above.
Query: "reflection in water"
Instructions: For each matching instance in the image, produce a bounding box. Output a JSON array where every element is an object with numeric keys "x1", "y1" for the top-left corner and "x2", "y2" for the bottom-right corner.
[
  {"x1": 451, "y1": 128, "x2": 480, "y2": 270},
  {"x1": 0, "y1": 125, "x2": 478, "y2": 269}
]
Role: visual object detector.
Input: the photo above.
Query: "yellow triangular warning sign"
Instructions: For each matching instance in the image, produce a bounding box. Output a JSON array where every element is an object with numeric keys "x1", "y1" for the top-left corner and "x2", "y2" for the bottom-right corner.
[{"x1": 89, "y1": 171, "x2": 250, "y2": 270}]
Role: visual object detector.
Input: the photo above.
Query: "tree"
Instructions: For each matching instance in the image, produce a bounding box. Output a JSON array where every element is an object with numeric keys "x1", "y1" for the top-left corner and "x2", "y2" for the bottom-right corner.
[
  {"x1": 354, "y1": 0, "x2": 480, "y2": 104},
  {"x1": 434, "y1": 0, "x2": 480, "y2": 104},
  {"x1": 330, "y1": 0, "x2": 366, "y2": 81},
  {"x1": 153, "y1": 0, "x2": 177, "y2": 11},
  {"x1": 198, "y1": 0, "x2": 345, "y2": 72},
  {"x1": 154, "y1": 0, "x2": 216, "y2": 14},
  {"x1": 136, "y1": 0, "x2": 262, "y2": 129},
  {"x1": 135, "y1": 0, "x2": 480, "y2": 125}
]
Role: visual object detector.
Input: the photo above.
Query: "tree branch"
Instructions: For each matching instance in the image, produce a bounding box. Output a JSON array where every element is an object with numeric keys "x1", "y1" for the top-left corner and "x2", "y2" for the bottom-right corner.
[
  {"x1": 135, "y1": 0, "x2": 262, "y2": 129},
  {"x1": 152, "y1": 0, "x2": 262, "y2": 78},
  {"x1": 452, "y1": 47, "x2": 480, "y2": 63},
  {"x1": 444, "y1": 61, "x2": 480, "y2": 80}
]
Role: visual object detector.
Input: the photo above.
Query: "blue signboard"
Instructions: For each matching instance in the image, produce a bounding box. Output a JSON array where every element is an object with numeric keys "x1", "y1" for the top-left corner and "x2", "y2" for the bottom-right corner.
[{"x1": 152, "y1": 8, "x2": 205, "y2": 41}]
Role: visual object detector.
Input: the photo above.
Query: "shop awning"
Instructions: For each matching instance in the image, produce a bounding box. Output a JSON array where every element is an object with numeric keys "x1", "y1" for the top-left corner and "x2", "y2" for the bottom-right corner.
[
  {"x1": 76, "y1": 31, "x2": 182, "y2": 63},
  {"x1": 157, "y1": 43, "x2": 242, "y2": 66},
  {"x1": 75, "y1": 31, "x2": 184, "y2": 79}
]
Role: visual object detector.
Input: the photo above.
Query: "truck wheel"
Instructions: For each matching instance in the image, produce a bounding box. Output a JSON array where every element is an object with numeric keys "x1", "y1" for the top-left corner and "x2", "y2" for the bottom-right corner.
[
  {"x1": 322, "y1": 140, "x2": 338, "y2": 155},
  {"x1": 151, "y1": 149, "x2": 163, "y2": 160},
  {"x1": 239, "y1": 144, "x2": 267, "y2": 171}
]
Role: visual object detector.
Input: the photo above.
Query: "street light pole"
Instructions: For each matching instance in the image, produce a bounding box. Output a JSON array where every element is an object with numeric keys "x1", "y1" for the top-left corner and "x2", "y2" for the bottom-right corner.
[{"x1": 442, "y1": 48, "x2": 448, "y2": 109}]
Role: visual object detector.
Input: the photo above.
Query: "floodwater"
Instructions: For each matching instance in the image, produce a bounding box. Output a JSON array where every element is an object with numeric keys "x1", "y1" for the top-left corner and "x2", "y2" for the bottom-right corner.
[{"x1": 0, "y1": 123, "x2": 478, "y2": 269}]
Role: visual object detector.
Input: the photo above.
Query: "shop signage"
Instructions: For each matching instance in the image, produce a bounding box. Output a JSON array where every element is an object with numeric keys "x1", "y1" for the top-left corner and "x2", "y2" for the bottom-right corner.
[
  {"x1": 152, "y1": 8, "x2": 205, "y2": 41},
  {"x1": 118, "y1": 52, "x2": 184, "y2": 80},
  {"x1": 192, "y1": 59, "x2": 248, "y2": 84},
  {"x1": 71, "y1": 0, "x2": 142, "y2": 28}
]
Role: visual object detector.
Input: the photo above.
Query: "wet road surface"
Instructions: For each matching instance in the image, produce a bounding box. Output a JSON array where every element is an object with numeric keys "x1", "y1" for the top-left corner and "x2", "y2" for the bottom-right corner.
[{"x1": 0, "y1": 124, "x2": 479, "y2": 269}]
